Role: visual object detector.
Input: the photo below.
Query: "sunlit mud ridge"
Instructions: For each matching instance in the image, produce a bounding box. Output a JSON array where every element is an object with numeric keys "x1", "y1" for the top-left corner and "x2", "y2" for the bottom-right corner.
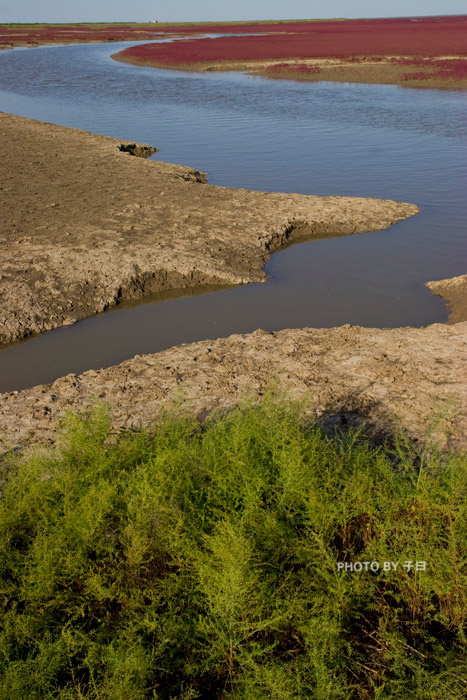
[
  {"x1": 426, "y1": 275, "x2": 467, "y2": 325},
  {"x1": 1, "y1": 322, "x2": 466, "y2": 451},
  {"x1": 0, "y1": 113, "x2": 419, "y2": 345}
]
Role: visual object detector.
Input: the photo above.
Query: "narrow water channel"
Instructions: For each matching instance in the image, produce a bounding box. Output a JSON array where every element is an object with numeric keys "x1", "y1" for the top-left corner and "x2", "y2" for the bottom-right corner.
[{"x1": 0, "y1": 41, "x2": 466, "y2": 391}]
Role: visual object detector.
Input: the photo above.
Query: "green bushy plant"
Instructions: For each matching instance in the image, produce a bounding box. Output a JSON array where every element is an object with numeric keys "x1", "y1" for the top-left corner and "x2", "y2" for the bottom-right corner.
[{"x1": 0, "y1": 397, "x2": 466, "y2": 698}]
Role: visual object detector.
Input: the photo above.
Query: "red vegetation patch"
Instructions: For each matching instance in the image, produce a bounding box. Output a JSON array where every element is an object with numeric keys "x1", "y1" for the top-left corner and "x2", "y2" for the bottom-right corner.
[
  {"x1": 2, "y1": 16, "x2": 466, "y2": 55},
  {"x1": 390, "y1": 57, "x2": 467, "y2": 79},
  {"x1": 116, "y1": 16, "x2": 467, "y2": 66}
]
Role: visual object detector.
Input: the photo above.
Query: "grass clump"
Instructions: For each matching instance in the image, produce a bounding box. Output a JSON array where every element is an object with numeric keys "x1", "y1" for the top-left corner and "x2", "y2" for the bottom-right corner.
[{"x1": 0, "y1": 397, "x2": 466, "y2": 699}]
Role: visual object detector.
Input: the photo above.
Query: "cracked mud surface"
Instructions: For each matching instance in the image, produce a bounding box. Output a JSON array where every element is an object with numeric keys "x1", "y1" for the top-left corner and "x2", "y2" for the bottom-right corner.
[
  {"x1": 1, "y1": 323, "x2": 466, "y2": 451},
  {"x1": 0, "y1": 113, "x2": 419, "y2": 345}
]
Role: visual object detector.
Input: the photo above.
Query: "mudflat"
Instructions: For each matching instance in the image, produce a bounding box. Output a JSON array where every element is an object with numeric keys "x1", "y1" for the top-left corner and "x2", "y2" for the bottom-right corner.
[
  {"x1": 1, "y1": 323, "x2": 466, "y2": 451},
  {"x1": 1, "y1": 114, "x2": 465, "y2": 453},
  {"x1": 0, "y1": 112, "x2": 419, "y2": 345},
  {"x1": 113, "y1": 54, "x2": 467, "y2": 91}
]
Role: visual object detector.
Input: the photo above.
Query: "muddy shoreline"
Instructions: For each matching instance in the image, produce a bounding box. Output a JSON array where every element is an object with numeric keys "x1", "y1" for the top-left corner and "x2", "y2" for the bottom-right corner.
[
  {"x1": 1, "y1": 323, "x2": 466, "y2": 452},
  {"x1": 112, "y1": 53, "x2": 467, "y2": 91},
  {"x1": 0, "y1": 112, "x2": 419, "y2": 346},
  {"x1": 426, "y1": 275, "x2": 467, "y2": 324},
  {"x1": 1, "y1": 114, "x2": 465, "y2": 452}
]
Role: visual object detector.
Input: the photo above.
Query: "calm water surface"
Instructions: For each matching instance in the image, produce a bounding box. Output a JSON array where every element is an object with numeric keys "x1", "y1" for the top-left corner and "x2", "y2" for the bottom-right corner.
[{"x1": 0, "y1": 41, "x2": 466, "y2": 390}]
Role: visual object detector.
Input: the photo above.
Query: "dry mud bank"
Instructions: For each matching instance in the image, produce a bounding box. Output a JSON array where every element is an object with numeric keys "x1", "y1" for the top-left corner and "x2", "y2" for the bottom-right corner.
[
  {"x1": 0, "y1": 113, "x2": 419, "y2": 345},
  {"x1": 426, "y1": 275, "x2": 467, "y2": 324},
  {"x1": 1, "y1": 323, "x2": 466, "y2": 451}
]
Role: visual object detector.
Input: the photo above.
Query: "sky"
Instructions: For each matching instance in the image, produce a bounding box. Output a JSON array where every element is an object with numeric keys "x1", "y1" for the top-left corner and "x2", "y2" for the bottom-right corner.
[{"x1": 1, "y1": 0, "x2": 465, "y2": 24}]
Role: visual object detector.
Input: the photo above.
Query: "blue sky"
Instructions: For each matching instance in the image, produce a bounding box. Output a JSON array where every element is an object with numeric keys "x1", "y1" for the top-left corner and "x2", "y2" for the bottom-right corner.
[{"x1": 1, "y1": 0, "x2": 465, "y2": 23}]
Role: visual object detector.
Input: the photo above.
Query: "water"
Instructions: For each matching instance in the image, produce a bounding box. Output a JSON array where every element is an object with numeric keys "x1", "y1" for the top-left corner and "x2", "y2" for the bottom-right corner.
[{"x1": 0, "y1": 41, "x2": 466, "y2": 391}]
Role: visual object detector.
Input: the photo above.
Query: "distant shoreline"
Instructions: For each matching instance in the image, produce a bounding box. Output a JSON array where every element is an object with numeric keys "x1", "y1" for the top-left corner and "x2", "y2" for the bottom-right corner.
[{"x1": 1, "y1": 17, "x2": 466, "y2": 89}]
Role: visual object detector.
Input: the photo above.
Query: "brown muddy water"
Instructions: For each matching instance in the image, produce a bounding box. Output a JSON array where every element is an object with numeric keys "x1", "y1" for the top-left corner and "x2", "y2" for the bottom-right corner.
[{"x1": 0, "y1": 41, "x2": 466, "y2": 391}]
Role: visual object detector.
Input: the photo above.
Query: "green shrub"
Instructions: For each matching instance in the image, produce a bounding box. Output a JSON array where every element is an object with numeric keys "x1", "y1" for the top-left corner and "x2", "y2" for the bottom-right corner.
[{"x1": 0, "y1": 397, "x2": 466, "y2": 699}]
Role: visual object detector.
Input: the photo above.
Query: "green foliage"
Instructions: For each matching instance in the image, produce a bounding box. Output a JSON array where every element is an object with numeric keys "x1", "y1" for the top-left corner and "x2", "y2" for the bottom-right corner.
[{"x1": 0, "y1": 398, "x2": 466, "y2": 699}]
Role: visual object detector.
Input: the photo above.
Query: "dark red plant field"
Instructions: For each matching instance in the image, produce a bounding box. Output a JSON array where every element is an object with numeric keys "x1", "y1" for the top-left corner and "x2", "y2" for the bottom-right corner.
[
  {"x1": 2, "y1": 17, "x2": 465, "y2": 88},
  {"x1": 116, "y1": 16, "x2": 467, "y2": 66},
  {"x1": 2, "y1": 16, "x2": 466, "y2": 53},
  {"x1": 0, "y1": 20, "x2": 369, "y2": 47}
]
